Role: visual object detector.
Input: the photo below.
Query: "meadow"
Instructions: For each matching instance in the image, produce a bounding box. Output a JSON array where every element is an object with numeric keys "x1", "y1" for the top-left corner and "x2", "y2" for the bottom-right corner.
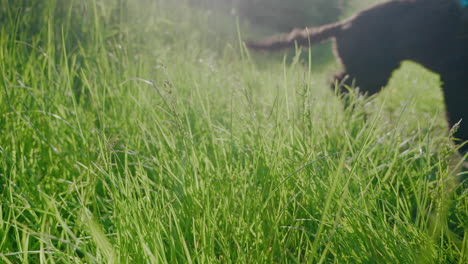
[{"x1": 0, "y1": 0, "x2": 466, "y2": 263}]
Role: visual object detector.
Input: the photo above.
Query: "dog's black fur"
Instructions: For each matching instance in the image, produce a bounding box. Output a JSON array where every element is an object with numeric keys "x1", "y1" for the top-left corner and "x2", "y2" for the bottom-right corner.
[{"x1": 246, "y1": 0, "x2": 468, "y2": 153}]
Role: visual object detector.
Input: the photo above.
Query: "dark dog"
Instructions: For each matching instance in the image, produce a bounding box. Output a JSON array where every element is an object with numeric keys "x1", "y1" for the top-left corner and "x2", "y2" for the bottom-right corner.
[{"x1": 246, "y1": 0, "x2": 468, "y2": 154}]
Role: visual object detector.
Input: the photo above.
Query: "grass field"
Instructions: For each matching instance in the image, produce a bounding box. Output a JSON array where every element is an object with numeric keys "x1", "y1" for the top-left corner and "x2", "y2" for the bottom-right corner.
[{"x1": 0, "y1": 0, "x2": 467, "y2": 263}]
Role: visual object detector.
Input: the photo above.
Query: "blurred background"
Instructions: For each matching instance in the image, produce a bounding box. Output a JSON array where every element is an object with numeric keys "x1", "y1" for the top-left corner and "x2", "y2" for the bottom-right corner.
[
  {"x1": 188, "y1": 0, "x2": 384, "y2": 32},
  {"x1": 190, "y1": 0, "x2": 346, "y2": 32}
]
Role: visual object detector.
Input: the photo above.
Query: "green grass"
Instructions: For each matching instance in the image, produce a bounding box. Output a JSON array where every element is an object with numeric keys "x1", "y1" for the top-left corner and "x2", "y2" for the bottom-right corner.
[{"x1": 0, "y1": 0, "x2": 467, "y2": 263}]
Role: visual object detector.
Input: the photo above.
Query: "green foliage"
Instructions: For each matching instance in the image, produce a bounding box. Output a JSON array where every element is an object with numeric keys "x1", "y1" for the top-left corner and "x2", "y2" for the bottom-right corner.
[{"x1": 0, "y1": 0, "x2": 467, "y2": 263}]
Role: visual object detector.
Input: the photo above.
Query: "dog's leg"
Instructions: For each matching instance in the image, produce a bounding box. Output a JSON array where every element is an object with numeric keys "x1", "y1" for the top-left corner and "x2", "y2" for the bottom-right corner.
[
  {"x1": 329, "y1": 70, "x2": 365, "y2": 113},
  {"x1": 440, "y1": 72, "x2": 468, "y2": 155},
  {"x1": 330, "y1": 66, "x2": 395, "y2": 104},
  {"x1": 330, "y1": 70, "x2": 353, "y2": 94}
]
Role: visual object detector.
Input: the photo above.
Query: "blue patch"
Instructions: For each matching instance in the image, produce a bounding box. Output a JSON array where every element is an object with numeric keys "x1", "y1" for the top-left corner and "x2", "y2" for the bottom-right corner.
[{"x1": 462, "y1": 0, "x2": 468, "y2": 7}]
